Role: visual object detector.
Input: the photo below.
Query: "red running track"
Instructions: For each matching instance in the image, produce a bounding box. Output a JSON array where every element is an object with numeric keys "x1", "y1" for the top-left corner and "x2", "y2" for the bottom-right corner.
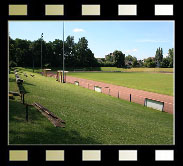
[{"x1": 47, "y1": 72, "x2": 174, "y2": 114}]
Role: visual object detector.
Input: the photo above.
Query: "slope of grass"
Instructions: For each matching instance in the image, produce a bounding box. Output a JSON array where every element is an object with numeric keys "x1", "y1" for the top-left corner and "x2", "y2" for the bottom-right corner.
[
  {"x1": 9, "y1": 68, "x2": 173, "y2": 145},
  {"x1": 67, "y1": 72, "x2": 173, "y2": 96}
]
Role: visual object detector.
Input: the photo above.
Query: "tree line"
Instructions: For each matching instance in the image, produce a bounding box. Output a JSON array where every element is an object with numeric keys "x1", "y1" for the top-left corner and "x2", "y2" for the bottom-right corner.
[
  {"x1": 99, "y1": 47, "x2": 174, "y2": 68},
  {"x1": 143, "y1": 47, "x2": 174, "y2": 68},
  {"x1": 9, "y1": 36, "x2": 98, "y2": 68},
  {"x1": 9, "y1": 36, "x2": 174, "y2": 69}
]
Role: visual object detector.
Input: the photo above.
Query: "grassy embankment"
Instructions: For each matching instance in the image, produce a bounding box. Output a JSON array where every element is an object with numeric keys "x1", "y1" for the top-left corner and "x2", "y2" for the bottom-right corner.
[{"x1": 9, "y1": 68, "x2": 173, "y2": 144}]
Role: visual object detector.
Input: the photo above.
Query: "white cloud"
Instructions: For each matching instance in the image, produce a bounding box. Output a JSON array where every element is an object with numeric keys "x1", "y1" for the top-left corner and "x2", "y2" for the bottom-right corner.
[
  {"x1": 125, "y1": 48, "x2": 138, "y2": 54},
  {"x1": 136, "y1": 39, "x2": 169, "y2": 43},
  {"x1": 73, "y1": 28, "x2": 85, "y2": 32}
]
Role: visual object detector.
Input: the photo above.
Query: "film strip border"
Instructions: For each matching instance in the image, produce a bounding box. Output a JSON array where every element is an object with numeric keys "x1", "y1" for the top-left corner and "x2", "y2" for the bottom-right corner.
[
  {"x1": 8, "y1": 4, "x2": 174, "y2": 16},
  {"x1": 5, "y1": 0, "x2": 175, "y2": 19},
  {"x1": 6, "y1": 149, "x2": 176, "y2": 163},
  {"x1": 1, "y1": 0, "x2": 180, "y2": 166}
]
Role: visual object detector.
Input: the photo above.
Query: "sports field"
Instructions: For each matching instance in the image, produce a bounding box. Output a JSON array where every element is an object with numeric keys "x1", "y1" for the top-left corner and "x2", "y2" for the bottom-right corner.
[
  {"x1": 9, "y1": 68, "x2": 173, "y2": 145},
  {"x1": 67, "y1": 72, "x2": 173, "y2": 96},
  {"x1": 80, "y1": 67, "x2": 173, "y2": 73}
]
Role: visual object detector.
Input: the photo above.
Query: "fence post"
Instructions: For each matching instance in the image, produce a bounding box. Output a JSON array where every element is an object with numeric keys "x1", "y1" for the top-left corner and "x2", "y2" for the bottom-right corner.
[
  {"x1": 109, "y1": 89, "x2": 110, "y2": 96},
  {"x1": 60, "y1": 72, "x2": 62, "y2": 83},
  {"x1": 144, "y1": 98, "x2": 146, "y2": 106},
  {"x1": 162, "y1": 102, "x2": 165, "y2": 112},
  {"x1": 130, "y1": 94, "x2": 131, "y2": 102},
  {"x1": 65, "y1": 72, "x2": 66, "y2": 83},
  {"x1": 118, "y1": 91, "x2": 120, "y2": 99},
  {"x1": 23, "y1": 94, "x2": 25, "y2": 104}
]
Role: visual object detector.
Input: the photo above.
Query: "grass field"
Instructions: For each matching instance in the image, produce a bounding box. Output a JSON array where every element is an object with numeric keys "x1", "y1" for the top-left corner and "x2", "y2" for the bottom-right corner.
[
  {"x1": 9, "y1": 68, "x2": 173, "y2": 145},
  {"x1": 92, "y1": 67, "x2": 173, "y2": 73},
  {"x1": 67, "y1": 72, "x2": 173, "y2": 96}
]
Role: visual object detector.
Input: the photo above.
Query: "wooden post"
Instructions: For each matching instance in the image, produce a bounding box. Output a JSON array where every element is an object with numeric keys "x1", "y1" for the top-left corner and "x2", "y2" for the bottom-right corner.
[
  {"x1": 56, "y1": 72, "x2": 58, "y2": 81},
  {"x1": 66, "y1": 72, "x2": 67, "y2": 82},
  {"x1": 109, "y1": 89, "x2": 110, "y2": 96},
  {"x1": 60, "y1": 72, "x2": 62, "y2": 83},
  {"x1": 130, "y1": 94, "x2": 131, "y2": 102},
  {"x1": 118, "y1": 91, "x2": 120, "y2": 99},
  {"x1": 144, "y1": 98, "x2": 146, "y2": 106},
  {"x1": 64, "y1": 72, "x2": 66, "y2": 82},
  {"x1": 26, "y1": 104, "x2": 28, "y2": 122},
  {"x1": 162, "y1": 102, "x2": 164, "y2": 112},
  {"x1": 23, "y1": 94, "x2": 25, "y2": 104}
]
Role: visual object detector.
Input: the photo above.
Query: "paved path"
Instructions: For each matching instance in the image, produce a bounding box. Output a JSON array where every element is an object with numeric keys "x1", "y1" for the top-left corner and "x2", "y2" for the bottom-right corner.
[{"x1": 47, "y1": 72, "x2": 174, "y2": 114}]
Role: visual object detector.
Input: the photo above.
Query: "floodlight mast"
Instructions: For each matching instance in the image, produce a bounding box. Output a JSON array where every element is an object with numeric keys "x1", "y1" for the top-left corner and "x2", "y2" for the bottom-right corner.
[
  {"x1": 41, "y1": 33, "x2": 43, "y2": 73},
  {"x1": 62, "y1": 21, "x2": 65, "y2": 83}
]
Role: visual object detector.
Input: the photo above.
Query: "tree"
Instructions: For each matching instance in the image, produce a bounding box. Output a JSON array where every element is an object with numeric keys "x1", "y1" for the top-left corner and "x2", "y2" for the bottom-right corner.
[
  {"x1": 155, "y1": 47, "x2": 163, "y2": 67},
  {"x1": 125, "y1": 55, "x2": 134, "y2": 61},
  {"x1": 161, "y1": 57, "x2": 170, "y2": 68},
  {"x1": 12, "y1": 38, "x2": 32, "y2": 67},
  {"x1": 132, "y1": 57, "x2": 138, "y2": 67},
  {"x1": 144, "y1": 57, "x2": 156, "y2": 68},
  {"x1": 52, "y1": 39, "x2": 63, "y2": 67},
  {"x1": 31, "y1": 39, "x2": 47, "y2": 67},
  {"x1": 125, "y1": 55, "x2": 138, "y2": 67},
  {"x1": 75, "y1": 37, "x2": 97, "y2": 68},
  {"x1": 138, "y1": 60, "x2": 144, "y2": 67},
  {"x1": 160, "y1": 48, "x2": 174, "y2": 68},
  {"x1": 75, "y1": 37, "x2": 88, "y2": 67},
  {"x1": 9, "y1": 36, "x2": 99, "y2": 68},
  {"x1": 45, "y1": 42, "x2": 54, "y2": 67},
  {"x1": 113, "y1": 50, "x2": 125, "y2": 68},
  {"x1": 167, "y1": 48, "x2": 174, "y2": 68},
  {"x1": 105, "y1": 53, "x2": 115, "y2": 63},
  {"x1": 64, "y1": 36, "x2": 76, "y2": 68},
  {"x1": 9, "y1": 37, "x2": 17, "y2": 67}
]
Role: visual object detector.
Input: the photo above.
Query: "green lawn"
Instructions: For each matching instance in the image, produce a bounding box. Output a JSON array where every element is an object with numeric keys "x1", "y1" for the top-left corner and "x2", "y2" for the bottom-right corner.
[
  {"x1": 67, "y1": 72, "x2": 173, "y2": 96},
  {"x1": 98, "y1": 67, "x2": 173, "y2": 73},
  {"x1": 9, "y1": 68, "x2": 173, "y2": 145}
]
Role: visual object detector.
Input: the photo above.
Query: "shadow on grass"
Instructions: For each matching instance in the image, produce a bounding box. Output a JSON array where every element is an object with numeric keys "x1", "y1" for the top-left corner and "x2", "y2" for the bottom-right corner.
[
  {"x1": 9, "y1": 100, "x2": 100, "y2": 145},
  {"x1": 9, "y1": 77, "x2": 16, "y2": 82},
  {"x1": 9, "y1": 71, "x2": 15, "y2": 74},
  {"x1": 17, "y1": 84, "x2": 30, "y2": 94},
  {"x1": 23, "y1": 81, "x2": 35, "y2": 86},
  {"x1": 9, "y1": 74, "x2": 35, "y2": 87}
]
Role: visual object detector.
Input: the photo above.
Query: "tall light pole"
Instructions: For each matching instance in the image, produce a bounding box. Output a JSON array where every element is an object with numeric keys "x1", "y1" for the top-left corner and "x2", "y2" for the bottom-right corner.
[
  {"x1": 62, "y1": 22, "x2": 65, "y2": 83},
  {"x1": 29, "y1": 45, "x2": 34, "y2": 73},
  {"x1": 41, "y1": 33, "x2": 43, "y2": 73}
]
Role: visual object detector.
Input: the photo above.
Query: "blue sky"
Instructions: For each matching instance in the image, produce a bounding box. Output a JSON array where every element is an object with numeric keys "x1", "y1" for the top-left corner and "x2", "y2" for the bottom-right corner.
[{"x1": 9, "y1": 21, "x2": 174, "y2": 60}]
